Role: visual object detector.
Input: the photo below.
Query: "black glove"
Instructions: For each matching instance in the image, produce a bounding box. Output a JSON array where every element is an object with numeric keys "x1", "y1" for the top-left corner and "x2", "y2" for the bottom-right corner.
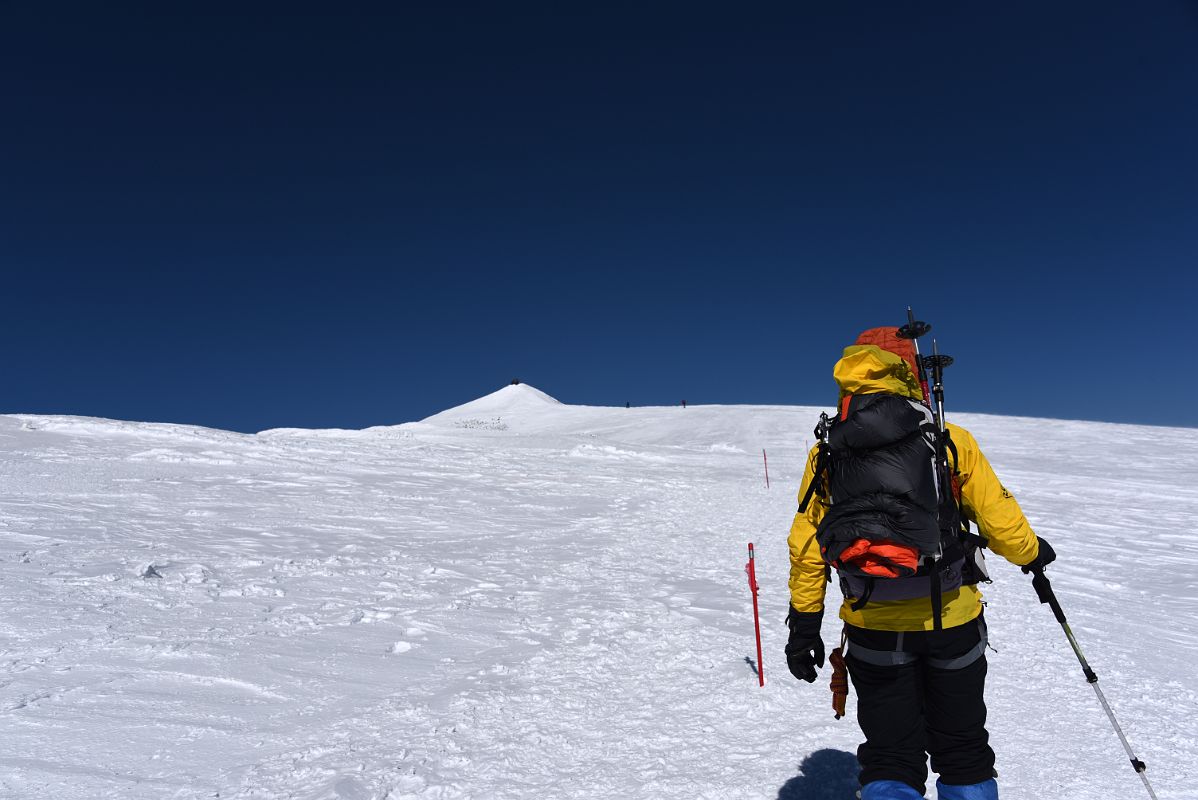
[
  {"x1": 1020, "y1": 537, "x2": 1057, "y2": 574},
  {"x1": 785, "y1": 606, "x2": 825, "y2": 684}
]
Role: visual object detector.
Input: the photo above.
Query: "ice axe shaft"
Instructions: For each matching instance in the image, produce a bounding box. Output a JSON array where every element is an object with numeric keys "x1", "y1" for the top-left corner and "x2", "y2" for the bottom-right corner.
[{"x1": 1030, "y1": 567, "x2": 1158, "y2": 799}]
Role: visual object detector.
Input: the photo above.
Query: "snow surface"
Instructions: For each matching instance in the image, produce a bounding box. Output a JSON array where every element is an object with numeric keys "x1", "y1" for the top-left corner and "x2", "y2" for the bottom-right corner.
[{"x1": 1, "y1": 384, "x2": 1195, "y2": 799}]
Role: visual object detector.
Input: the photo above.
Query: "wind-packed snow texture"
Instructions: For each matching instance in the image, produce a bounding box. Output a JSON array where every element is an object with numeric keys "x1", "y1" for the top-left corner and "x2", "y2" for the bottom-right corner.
[{"x1": 1, "y1": 385, "x2": 1194, "y2": 799}]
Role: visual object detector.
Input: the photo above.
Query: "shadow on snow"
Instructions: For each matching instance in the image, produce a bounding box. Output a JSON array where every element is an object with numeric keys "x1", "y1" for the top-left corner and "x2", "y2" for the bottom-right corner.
[
  {"x1": 777, "y1": 748, "x2": 860, "y2": 800},
  {"x1": 744, "y1": 655, "x2": 761, "y2": 677}
]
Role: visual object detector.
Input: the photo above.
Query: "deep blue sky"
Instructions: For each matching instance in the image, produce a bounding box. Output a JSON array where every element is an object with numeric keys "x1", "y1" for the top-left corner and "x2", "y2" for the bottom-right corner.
[{"x1": 3, "y1": 2, "x2": 1196, "y2": 432}]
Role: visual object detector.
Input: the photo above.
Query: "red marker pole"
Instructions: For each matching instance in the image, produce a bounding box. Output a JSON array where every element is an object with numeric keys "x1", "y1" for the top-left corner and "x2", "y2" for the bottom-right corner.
[
  {"x1": 763, "y1": 449, "x2": 770, "y2": 489},
  {"x1": 746, "y1": 543, "x2": 765, "y2": 686}
]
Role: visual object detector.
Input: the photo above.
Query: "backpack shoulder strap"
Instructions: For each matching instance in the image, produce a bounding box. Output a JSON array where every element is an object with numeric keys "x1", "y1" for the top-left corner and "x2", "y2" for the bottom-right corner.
[
  {"x1": 944, "y1": 430, "x2": 960, "y2": 475},
  {"x1": 798, "y1": 442, "x2": 830, "y2": 514},
  {"x1": 942, "y1": 429, "x2": 992, "y2": 550}
]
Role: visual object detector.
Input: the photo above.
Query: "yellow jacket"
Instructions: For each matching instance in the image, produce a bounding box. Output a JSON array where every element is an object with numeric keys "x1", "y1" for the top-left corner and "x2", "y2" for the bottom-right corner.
[{"x1": 788, "y1": 346, "x2": 1041, "y2": 631}]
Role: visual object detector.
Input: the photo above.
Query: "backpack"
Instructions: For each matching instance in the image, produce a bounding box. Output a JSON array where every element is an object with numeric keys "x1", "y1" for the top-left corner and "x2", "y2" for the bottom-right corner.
[{"x1": 799, "y1": 392, "x2": 988, "y2": 630}]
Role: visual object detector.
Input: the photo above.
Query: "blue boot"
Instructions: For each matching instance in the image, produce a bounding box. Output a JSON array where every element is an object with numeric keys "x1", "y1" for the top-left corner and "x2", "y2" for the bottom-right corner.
[
  {"x1": 935, "y1": 778, "x2": 998, "y2": 800},
  {"x1": 860, "y1": 780, "x2": 926, "y2": 799}
]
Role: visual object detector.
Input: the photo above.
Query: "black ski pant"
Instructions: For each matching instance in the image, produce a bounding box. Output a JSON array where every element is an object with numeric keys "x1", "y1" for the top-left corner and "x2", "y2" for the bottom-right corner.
[{"x1": 845, "y1": 614, "x2": 995, "y2": 794}]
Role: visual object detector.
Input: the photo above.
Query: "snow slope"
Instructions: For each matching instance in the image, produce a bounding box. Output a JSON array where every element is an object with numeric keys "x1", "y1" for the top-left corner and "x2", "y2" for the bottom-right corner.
[{"x1": 1, "y1": 384, "x2": 1194, "y2": 799}]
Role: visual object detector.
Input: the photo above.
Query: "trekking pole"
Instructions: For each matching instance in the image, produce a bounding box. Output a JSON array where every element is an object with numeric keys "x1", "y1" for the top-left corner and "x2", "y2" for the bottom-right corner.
[
  {"x1": 762, "y1": 449, "x2": 770, "y2": 489},
  {"x1": 1029, "y1": 566, "x2": 1159, "y2": 799},
  {"x1": 898, "y1": 313, "x2": 956, "y2": 632},
  {"x1": 745, "y1": 543, "x2": 764, "y2": 687},
  {"x1": 924, "y1": 338, "x2": 953, "y2": 435},
  {"x1": 898, "y1": 306, "x2": 933, "y2": 407}
]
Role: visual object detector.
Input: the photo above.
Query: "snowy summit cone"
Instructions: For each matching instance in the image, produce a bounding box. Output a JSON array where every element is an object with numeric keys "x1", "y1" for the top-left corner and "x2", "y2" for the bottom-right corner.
[{"x1": 421, "y1": 383, "x2": 561, "y2": 427}]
